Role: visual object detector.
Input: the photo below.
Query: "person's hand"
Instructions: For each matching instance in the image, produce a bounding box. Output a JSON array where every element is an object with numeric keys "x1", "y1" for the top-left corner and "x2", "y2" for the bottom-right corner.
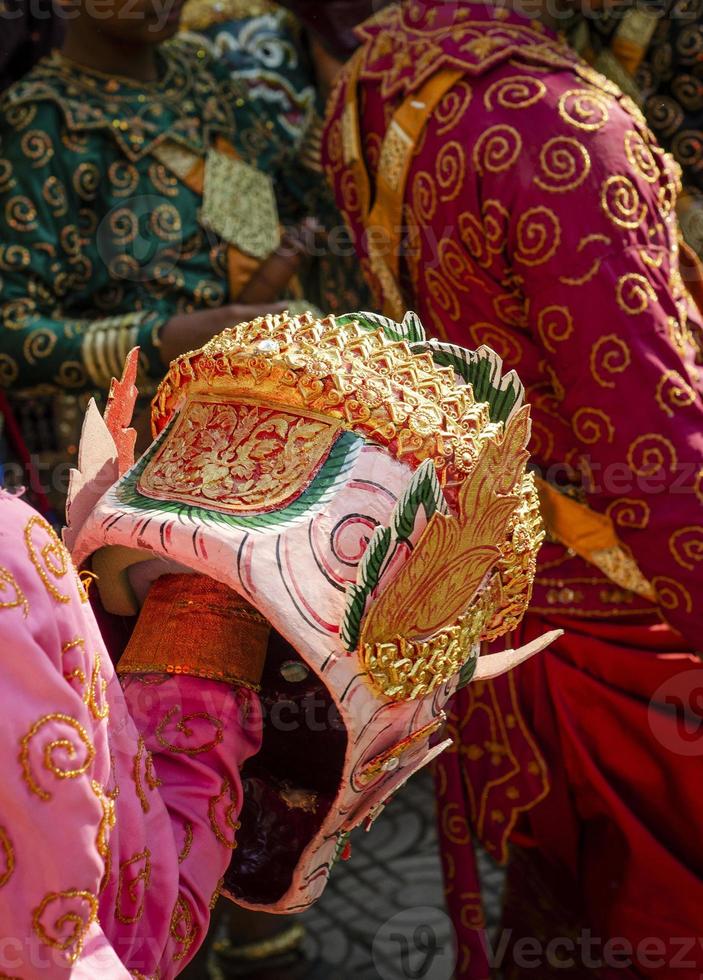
[{"x1": 159, "y1": 301, "x2": 289, "y2": 367}]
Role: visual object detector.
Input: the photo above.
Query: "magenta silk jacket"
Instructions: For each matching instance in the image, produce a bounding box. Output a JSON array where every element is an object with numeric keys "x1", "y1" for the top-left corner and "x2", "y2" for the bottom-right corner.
[
  {"x1": 322, "y1": 1, "x2": 703, "y2": 649},
  {"x1": 0, "y1": 492, "x2": 261, "y2": 977}
]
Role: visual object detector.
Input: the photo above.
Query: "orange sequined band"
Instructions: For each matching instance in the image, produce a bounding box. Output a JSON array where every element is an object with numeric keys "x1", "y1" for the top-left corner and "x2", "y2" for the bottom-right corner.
[{"x1": 117, "y1": 573, "x2": 269, "y2": 690}]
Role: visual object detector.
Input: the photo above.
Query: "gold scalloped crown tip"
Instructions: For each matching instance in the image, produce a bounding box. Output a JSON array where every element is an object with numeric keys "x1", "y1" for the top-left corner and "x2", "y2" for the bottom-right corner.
[{"x1": 151, "y1": 311, "x2": 506, "y2": 484}]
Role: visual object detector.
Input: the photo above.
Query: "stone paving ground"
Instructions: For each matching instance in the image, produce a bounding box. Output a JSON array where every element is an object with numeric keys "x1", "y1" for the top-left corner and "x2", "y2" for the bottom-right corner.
[
  {"x1": 298, "y1": 769, "x2": 504, "y2": 980},
  {"x1": 195, "y1": 769, "x2": 504, "y2": 980}
]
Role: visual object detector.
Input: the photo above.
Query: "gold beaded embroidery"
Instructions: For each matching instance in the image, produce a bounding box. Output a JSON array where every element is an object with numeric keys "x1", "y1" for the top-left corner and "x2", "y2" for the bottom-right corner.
[
  {"x1": 171, "y1": 894, "x2": 198, "y2": 962},
  {"x1": 115, "y1": 848, "x2": 151, "y2": 925},
  {"x1": 208, "y1": 779, "x2": 241, "y2": 850},
  {"x1": 32, "y1": 889, "x2": 98, "y2": 964},
  {"x1": 155, "y1": 706, "x2": 225, "y2": 757},
  {"x1": 0, "y1": 827, "x2": 15, "y2": 888},
  {"x1": 0, "y1": 567, "x2": 28, "y2": 618},
  {"x1": 177, "y1": 822, "x2": 194, "y2": 864},
  {"x1": 24, "y1": 516, "x2": 72, "y2": 604},
  {"x1": 19, "y1": 713, "x2": 96, "y2": 801}
]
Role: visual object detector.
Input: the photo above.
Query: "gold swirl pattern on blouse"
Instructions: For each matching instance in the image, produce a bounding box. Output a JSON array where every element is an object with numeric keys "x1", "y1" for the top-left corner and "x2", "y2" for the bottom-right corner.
[
  {"x1": 484, "y1": 74, "x2": 547, "y2": 110},
  {"x1": 412, "y1": 169, "x2": 438, "y2": 224},
  {"x1": 20, "y1": 712, "x2": 96, "y2": 801},
  {"x1": 24, "y1": 515, "x2": 73, "y2": 603},
  {"x1": 534, "y1": 136, "x2": 591, "y2": 193},
  {"x1": 42, "y1": 175, "x2": 68, "y2": 217},
  {"x1": 21, "y1": 129, "x2": 53, "y2": 168},
  {"x1": 652, "y1": 575, "x2": 693, "y2": 614},
  {"x1": 0, "y1": 567, "x2": 28, "y2": 617},
  {"x1": 436, "y1": 80, "x2": 473, "y2": 135},
  {"x1": 436, "y1": 140, "x2": 466, "y2": 202},
  {"x1": 606, "y1": 497, "x2": 651, "y2": 530},
  {"x1": 0, "y1": 355, "x2": 19, "y2": 387},
  {"x1": 558, "y1": 88, "x2": 611, "y2": 131},
  {"x1": 91, "y1": 778, "x2": 116, "y2": 894},
  {"x1": 115, "y1": 848, "x2": 151, "y2": 925},
  {"x1": 655, "y1": 369, "x2": 698, "y2": 417},
  {"x1": 0, "y1": 827, "x2": 14, "y2": 889},
  {"x1": 33, "y1": 889, "x2": 98, "y2": 964},
  {"x1": 669, "y1": 526, "x2": 703, "y2": 572},
  {"x1": 482, "y1": 198, "x2": 510, "y2": 255},
  {"x1": 627, "y1": 432, "x2": 678, "y2": 477},
  {"x1": 5, "y1": 195, "x2": 37, "y2": 232},
  {"x1": 171, "y1": 894, "x2": 198, "y2": 962},
  {"x1": 23, "y1": 328, "x2": 57, "y2": 366},
  {"x1": 108, "y1": 160, "x2": 140, "y2": 198},
  {"x1": 0, "y1": 159, "x2": 14, "y2": 194},
  {"x1": 472, "y1": 124, "x2": 522, "y2": 174},
  {"x1": 60, "y1": 638, "x2": 88, "y2": 699},
  {"x1": 616, "y1": 272, "x2": 657, "y2": 315},
  {"x1": 514, "y1": 206, "x2": 561, "y2": 266},
  {"x1": 459, "y1": 210, "x2": 491, "y2": 267},
  {"x1": 589, "y1": 334, "x2": 632, "y2": 388},
  {"x1": 208, "y1": 778, "x2": 242, "y2": 849},
  {"x1": 72, "y1": 161, "x2": 99, "y2": 201},
  {"x1": 624, "y1": 129, "x2": 660, "y2": 184},
  {"x1": 572, "y1": 406, "x2": 615, "y2": 445},
  {"x1": 537, "y1": 305, "x2": 574, "y2": 353},
  {"x1": 601, "y1": 174, "x2": 647, "y2": 229},
  {"x1": 155, "y1": 705, "x2": 225, "y2": 756}
]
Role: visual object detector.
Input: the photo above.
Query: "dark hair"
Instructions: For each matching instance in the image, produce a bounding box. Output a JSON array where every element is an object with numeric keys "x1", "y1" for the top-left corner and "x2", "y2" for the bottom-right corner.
[{"x1": 276, "y1": 1, "x2": 389, "y2": 59}]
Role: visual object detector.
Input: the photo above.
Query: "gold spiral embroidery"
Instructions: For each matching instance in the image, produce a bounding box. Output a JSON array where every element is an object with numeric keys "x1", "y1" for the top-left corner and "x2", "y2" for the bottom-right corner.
[
  {"x1": 42, "y1": 176, "x2": 68, "y2": 217},
  {"x1": 0, "y1": 355, "x2": 19, "y2": 388},
  {"x1": 655, "y1": 369, "x2": 697, "y2": 418},
  {"x1": 482, "y1": 198, "x2": 510, "y2": 255},
  {"x1": 0, "y1": 567, "x2": 28, "y2": 617},
  {"x1": 616, "y1": 273, "x2": 656, "y2": 315},
  {"x1": 624, "y1": 130, "x2": 659, "y2": 184},
  {"x1": 652, "y1": 575, "x2": 692, "y2": 614},
  {"x1": 171, "y1": 894, "x2": 198, "y2": 962},
  {"x1": 436, "y1": 140, "x2": 466, "y2": 202},
  {"x1": 23, "y1": 328, "x2": 57, "y2": 366},
  {"x1": 424, "y1": 267, "x2": 461, "y2": 321},
  {"x1": 54, "y1": 361, "x2": 89, "y2": 389},
  {"x1": 155, "y1": 706, "x2": 225, "y2": 756},
  {"x1": 537, "y1": 305, "x2": 573, "y2": 353},
  {"x1": 87, "y1": 653, "x2": 109, "y2": 722},
  {"x1": 208, "y1": 779, "x2": 241, "y2": 849},
  {"x1": 5, "y1": 195, "x2": 37, "y2": 232},
  {"x1": 0, "y1": 827, "x2": 15, "y2": 888},
  {"x1": 438, "y1": 237, "x2": 477, "y2": 291},
  {"x1": 558, "y1": 88, "x2": 610, "y2": 131},
  {"x1": 627, "y1": 433, "x2": 677, "y2": 476},
  {"x1": 606, "y1": 498, "x2": 651, "y2": 530},
  {"x1": 178, "y1": 822, "x2": 194, "y2": 864},
  {"x1": 514, "y1": 206, "x2": 561, "y2": 266},
  {"x1": 590, "y1": 334, "x2": 632, "y2": 388},
  {"x1": 459, "y1": 210, "x2": 491, "y2": 267},
  {"x1": 534, "y1": 136, "x2": 591, "y2": 193},
  {"x1": 412, "y1": 169, "x2": 437, "y2": 224},
  {"x1": 151, "y1": 203, "x2": 182, "y2": 242},
  {"x1": 468, "y1": 321, "x2": 523, "y2": 364},
  {"x1": 572, "y1": 407, "x2": 615, "y2": 445},
  {"x1": 91, "y1": 779, "x2": 116, "y2": 894},
  {"x1": 436, "y1": 81, "x2": 473, "y2": 135},
  {"x1": 695, "y1": 467, "x2": 703, "y2": 507},
  {"x1": 601, "y1": 175, "x2": 647, "y2": 230},
  {"x1": 24, "y1": 515, "x2": 73, "y2": 603},
  {"x1": 116, "y1": 848, "x2": 151, "y2": 925},
  {"x1": 20, "y1": 713, "x2": 96, "y2": 801},
  {"x1": 0, "y1": 159, "x2": 14, "y2": 194},
  {"x1": 33, "y1": 890, "x2": 98, "y2": 964},
  {"x1": 110, "y1": 207, "x2": 139, "y2": 247},
  {"x1": 484, "y1": 74, "x2": 546, "y2": 110},
  {"x1": 472, "y1": 124, "x2": 522, "y2": 174},
  {"x1": 108, "y1": 160, "x2": 140, "y2": 197},
  {"x1": 669, "y1": 526, "x2": 703, "y2": 572},
  {"x1": 72, "y1": 162, "x2": 99, "y2": 201},
  {"x1": 60, "y1": 224, "x2": 82, "y2": 259},
  {"x1": 21, "y1": 129, "x2": 53, "y2": 168},
  {"x1": 340, "y1": 168, "x2": 361, "y2": 214},
  {"x1": 61, "y1": 638, "x2": 88, "y2": 698}
]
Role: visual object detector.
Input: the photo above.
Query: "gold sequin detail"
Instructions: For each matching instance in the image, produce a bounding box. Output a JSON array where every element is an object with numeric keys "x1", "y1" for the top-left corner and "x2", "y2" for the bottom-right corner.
[
  {"x1": 155, "y1": 706, "x2": 225, "y2": 757},
  {"x1": 208, "y1": 779, "x2": 241, "y2": 850},
  {"x1": 115, "y1": 848, "x2": 151, "y2": 925},
  {"x1": 0, "y1": 827, "x2": 15, "y2": 888},
  {"x1": 616, "y1": 272, "x2": 656, "y2": 315},
  {"x1": 558, "y1": 88, "x2": 610, "y2": 131},
  {"x1": 24, "y1": 516, "x2": 72, "y2": 604}
]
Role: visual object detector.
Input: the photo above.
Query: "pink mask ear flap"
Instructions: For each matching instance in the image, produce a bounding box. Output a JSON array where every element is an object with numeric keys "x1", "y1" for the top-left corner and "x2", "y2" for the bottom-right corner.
[{"x1": 472, "y1": 630, "x2": 563, "y2": 681}]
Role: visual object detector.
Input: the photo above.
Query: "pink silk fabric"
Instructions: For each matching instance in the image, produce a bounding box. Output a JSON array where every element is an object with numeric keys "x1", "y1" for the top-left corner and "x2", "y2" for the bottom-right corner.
[{"x1": 0, "y1": 491, "x2": 262, "y2": 977}]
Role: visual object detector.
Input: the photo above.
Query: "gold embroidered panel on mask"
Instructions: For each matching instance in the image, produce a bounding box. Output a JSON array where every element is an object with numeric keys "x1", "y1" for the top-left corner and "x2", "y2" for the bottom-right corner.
[
  {"x1": 201, "y1": 150, "x2": 280, "y2": 259},
  {"x1": 138, "y1": 395, "x2": 341, "y2": 514}
]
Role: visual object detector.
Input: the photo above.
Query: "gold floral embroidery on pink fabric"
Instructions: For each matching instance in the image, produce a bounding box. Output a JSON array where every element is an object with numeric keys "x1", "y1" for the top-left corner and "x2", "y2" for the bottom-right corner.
[
  {"x1": 177, "y1": 822, "x2": 194, "y2": 864},
  {"x1": 91, "y1": 779, "x2": 116, "y2": 895}
]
